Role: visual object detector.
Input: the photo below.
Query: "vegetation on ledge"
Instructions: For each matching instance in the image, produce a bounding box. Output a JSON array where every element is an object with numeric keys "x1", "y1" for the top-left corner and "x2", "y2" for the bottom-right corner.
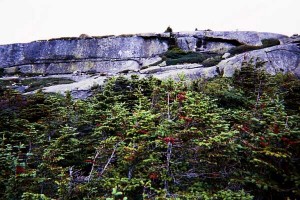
[
  {"x1": 229, "y1": 38, "x2": 281, "y2": 55},
  {"x1": 162, "y1": 47, "x2": 221, "y2": 67},
  {"x1": 0, "y1": 63, "x2": 299, "y2": 199},
  {"x1": 0, "y1": 77, "x2": 75, "y2": 92}
]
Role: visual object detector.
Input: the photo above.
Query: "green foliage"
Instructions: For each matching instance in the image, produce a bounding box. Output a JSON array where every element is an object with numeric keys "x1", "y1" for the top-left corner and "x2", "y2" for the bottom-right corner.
[
  {"x1": 21, "y1": 192, "x2": 51, "y2": 200},
  {"x1": 261, "y1": 38, "x2": 280, "y2": 48},
  {"x1": 0, "y1": 63, "x2": 300, "y2": 199},
  {"x1": 162, "y1": 48, "x2": 222, "y2": 66},
  {"x1": 229, "y1": 45, "x2": 261, "y2": 55},
  {"x1": 164, "y1": 26, "x2": 173, "y2": 33},
  {"x1": 22, "y1": 78, "x2": 75, "y2": 92},
  {"x1": 163, "y1": 48, "x2": 214, "y2": 66},
  {"x1": 202, "y1": 55, "x2": 223, "y2": 67},
  {"x1": 0, "y1": 68, "x2": 4, "y2": 77},
  {"x1": 163, "y1": 47, "x2": 187, "y2": 59},
  {"x1": 0, "y1": 77, "x2": 75, "y2": 92},
  {"x1": 229, "y1": 38, "x2": 280, "y2": 55}
]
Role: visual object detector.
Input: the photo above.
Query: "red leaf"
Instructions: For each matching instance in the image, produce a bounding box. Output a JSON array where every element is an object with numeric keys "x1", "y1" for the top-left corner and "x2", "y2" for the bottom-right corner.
[
  {"x1": 177, "y1": 92, "x2": 187, "y2": 102},
  {"x1": 281, "y1": 137, "x2": 290, "y2": 142},
  {"x1": 241, "y1": 124, "x2": 250, "y2": 133},
  {"x1": 273, "y1": 124, "x2": 280, "y2": 134},
  {"x1": 184, "y1": 117, "x2": 193, "y2": 123},
  {"x1": 16, "y1": 166, "x2": 25, "y2": 174},
  {"x1": 260, "y1": 142, "x2": 269, "y2": 147},
  {"x1": 163, "y1": 137, "x2": 175, "y2": 144},
  {"x1": 179, "y1": 115, "x2": 186, "y2": 120},
  {"x1": 149, "y1": 172, "x2": 159, "y2": 180},
  {"x1": 138, "y1": 129, "x2": 148, "y2": 134}
]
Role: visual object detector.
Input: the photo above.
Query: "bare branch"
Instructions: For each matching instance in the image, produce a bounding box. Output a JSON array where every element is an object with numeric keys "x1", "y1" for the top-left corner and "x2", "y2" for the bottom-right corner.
[
  {"x1": 87, "y1": 150, "x2": 100, "y2": 182},
  {"x1": 99, "y1": 142, "x2": 119, "y2": 176},
  {"x1": 167, "y1": 92, "x2": 171, "y2": 120}
]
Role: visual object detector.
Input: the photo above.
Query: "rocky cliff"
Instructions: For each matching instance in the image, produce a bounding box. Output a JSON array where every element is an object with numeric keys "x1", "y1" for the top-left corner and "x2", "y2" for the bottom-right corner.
[{"x1": 0, "y1": 30, "x2": 299, "y2": 98}]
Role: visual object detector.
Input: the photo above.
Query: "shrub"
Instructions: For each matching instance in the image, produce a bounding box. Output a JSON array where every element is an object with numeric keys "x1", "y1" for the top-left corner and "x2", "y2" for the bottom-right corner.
[
  {"x1": 164, "y1": 47, "x2": 187, "y2": 59},
  {"x1": 164, "y1": 48, "x2": 211, "y2": 65},
  {"x1": 261, "y1": 38, "x2": 280, "y2": 48},
  {"x1": 229, "y1": 38, "x2": 280, "y2": 55},
  {"x1": 202, "y1": 55, "x2": 223, "y2": 67},
  {"x1": 229, "y1": 45, "x2": 261, "y2": 55},
  {"x1": 164, "y1": 26, "x2": 173, "y2": 33},
  {"x1": 22, "y1": 78, "x2": 75, "y2": 92},
  {"x1": 0, "y1": 68, "x2": 4, "y2": 77},
  {"x1": 166, "y1": 55, "x2": 207, "y2": 65}
]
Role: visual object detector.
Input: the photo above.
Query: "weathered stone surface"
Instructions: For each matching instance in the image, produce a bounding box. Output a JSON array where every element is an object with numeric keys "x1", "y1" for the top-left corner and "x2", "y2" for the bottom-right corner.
[
  {"x1": 140, "y1": 56, "x2": 162, "y2": 66},
  {"x1": 176, "y1": 31, "x2": 287, "y2": 46},
  {"x1": 0, "y1": 31, "x2": 287, "y2": 69},
  {"x1": 3, "y1": 66, "x2": 18, "y2": 74},
  {"x1": 18, "y1": 60, "x2": 141, "y2": 75},
  {"x1": 0, "y1": 36, "x2": 168, "y2": 69},
  {"x1": 176, "y1": 37, "x2": 197, "y2": 51},
  {"x1": 149, "y1": 66, "x2": 218, "y2": 80},
  {"x1": 43, "y1": 76, "x2": 106, "y2": 94},
  {"x1": 222, "y1": 53, "x2": 231, "y2": 59},
  {"x1": 202, "y1": 42, "x2": 235, "y2": 54},
  {"x1": 140, "y1": 64, "x2": 203, "y2": 74},
  {"x1": 217, "y1": 44, "x2": 300, "y2": 77},
  {"x1": 175, "y1": 31, "x2": 287, "y2": 53},
  {"x1": 1, "y1": 30, "x2": 299, "y2": 98},
  {"x1": 281, "y1": 34, "x2": 300, "y2": 44}
]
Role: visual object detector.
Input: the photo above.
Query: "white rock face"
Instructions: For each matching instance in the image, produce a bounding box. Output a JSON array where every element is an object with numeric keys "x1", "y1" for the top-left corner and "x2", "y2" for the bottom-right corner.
[
  {"x1": 0, "y1": 36, "x2": 169, "y2": 74},
  {"x1": 140, "y1": 56, "x2": 163, "y2": 66},
  {"x1": 222, "y1": 53, "x2": 231, "y2": 59},
  {"x1": 176, "y1": 37, "x2": 197, "y2": 51},
  {"x1": 203, "y1": 42, "x2": 235, "y2": 54},
  {"x1": 43, "y1": 76, "x2": 106, "y2": 94},
  {"x1": 1, "y1": 30, "x2": 299, "y2": 98},
  {"x1": 217, "y1": 44, "x2": 300, "y2": 77},
  {"x1": 150, "y1": 66, "x2": 218, "y2": 80},
  {"x1": 194, "y1": 31, "x2": 287, "y2": 46},
  {"x1": 140, "y1": 64, "x2": 203, "y2": 74}
]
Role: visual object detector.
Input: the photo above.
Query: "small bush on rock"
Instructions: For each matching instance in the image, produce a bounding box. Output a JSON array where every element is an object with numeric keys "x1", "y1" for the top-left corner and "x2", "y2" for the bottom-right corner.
[
  {"x1": 261, "y1": 38, "x2": 280, "y2": 48},
  {"x1": 202, "y1": 55, "x2": 223, "y2": 67},
  {"x1": 164, "y1": 48, "x2": 213, "y2": 65},
  {"x1": 229, "y1": 45, "x2": 261, "y2": 55}
]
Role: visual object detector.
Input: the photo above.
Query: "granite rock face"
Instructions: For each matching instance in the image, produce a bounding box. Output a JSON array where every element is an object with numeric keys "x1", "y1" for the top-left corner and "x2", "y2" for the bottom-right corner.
[
  {"x1": 0, "y1": 30, "x2": 299, "y2": 98},
  {"x1": 0, "y1": 31, "x2": 288, "y2": 74},
  {"x1": 0, "y1": 36, "x2": 169, "y2": 74},
  {"x1": 174, "y1": 31, "x2": 287, "y2": 52},
  {"x1": 217, "y1": 44, "x2": 300, "y2": 77}
]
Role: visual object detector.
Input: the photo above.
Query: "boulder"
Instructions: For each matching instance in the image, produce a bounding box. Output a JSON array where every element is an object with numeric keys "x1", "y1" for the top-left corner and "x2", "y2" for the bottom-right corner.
[
  {"x1": 149, "y1": 66, "x2": 218, "y2": 80},
  {"x1": 222, "y1": 53, "x2": 231, "y2": 59},
  {"x1": 217, "y1": 44, "x2": 300, "y2": 77}
]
